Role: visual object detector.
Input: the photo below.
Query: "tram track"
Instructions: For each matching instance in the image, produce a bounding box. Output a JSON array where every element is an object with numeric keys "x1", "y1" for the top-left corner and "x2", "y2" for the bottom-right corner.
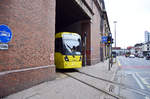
[
  {"x1": 62, "y1": 71, "x2": 123, "y2": 99},
  {"x1": 58, "y1": 69, "x2": 150, "y2": 99},
  {"x1": 76, "y1": 70, "x2": 150, "y2": 97}
]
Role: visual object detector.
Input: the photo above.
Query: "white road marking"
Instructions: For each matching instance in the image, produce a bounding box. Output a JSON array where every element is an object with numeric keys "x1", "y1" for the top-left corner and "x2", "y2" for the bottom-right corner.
[
  {"x1": 145, "y1": 77, "x2": 150, "y2": 80},
  {"x1": 147, "y1": 85, "x2": 150, "y2": 88},
  {"x1": 145, "y1": 96, "x2": 150, "y2": 99},
  {"x1": 120, "y1": 58, "x2": 128, "y2": 66},
  {"x1": 132, "y1": 73, "x2": 145, "y2": 89},
  {"x1": 136, "y1": 72, "x2": 150, "y2": 86}
]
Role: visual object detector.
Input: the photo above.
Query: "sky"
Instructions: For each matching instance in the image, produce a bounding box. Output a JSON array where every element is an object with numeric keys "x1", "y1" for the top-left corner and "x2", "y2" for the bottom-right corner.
[{"x1": 104, "y1": 0, "x2": 150, "y2": 48}]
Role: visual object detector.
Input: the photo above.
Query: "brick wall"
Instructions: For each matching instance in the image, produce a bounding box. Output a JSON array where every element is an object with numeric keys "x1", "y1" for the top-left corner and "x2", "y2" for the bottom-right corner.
[
  {"x1": 0, "y1": 0, "x2": 56, "y2": 97},
  {"x1": 90, "y1": 2, "x2": 101, "y2": 65},
  {"x1": 77, "y1": 0, "x2": 102, "y2": 65},
  {"x1": 0, "y1": 66, "x2": 55, "y2": 97}
]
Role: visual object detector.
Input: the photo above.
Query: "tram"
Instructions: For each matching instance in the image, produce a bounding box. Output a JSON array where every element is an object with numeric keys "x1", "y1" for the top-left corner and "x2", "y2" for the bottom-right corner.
[{"x1": 55, "y1": 32, "x2": 82, "y2": 69}]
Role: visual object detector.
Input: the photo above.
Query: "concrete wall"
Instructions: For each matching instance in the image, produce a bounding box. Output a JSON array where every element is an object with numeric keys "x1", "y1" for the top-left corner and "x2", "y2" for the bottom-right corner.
[{"x1": 0, "y1": 0, "x2": 56, "y2": 97}]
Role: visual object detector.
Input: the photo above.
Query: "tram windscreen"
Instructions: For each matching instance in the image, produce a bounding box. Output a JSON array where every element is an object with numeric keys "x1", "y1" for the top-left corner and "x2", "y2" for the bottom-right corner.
[{"x1": 63, "y1": 39, "x2": 81, "y2": 55}]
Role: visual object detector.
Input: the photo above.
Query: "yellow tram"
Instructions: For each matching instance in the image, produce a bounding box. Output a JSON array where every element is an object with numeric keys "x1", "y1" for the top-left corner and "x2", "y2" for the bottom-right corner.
[{"x1": 55, "y1": 32, "x2": 82, "y2": 69}]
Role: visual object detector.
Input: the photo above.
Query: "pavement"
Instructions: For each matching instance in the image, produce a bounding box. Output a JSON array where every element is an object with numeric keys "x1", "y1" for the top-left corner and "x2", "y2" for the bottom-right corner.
[{"x1": 4, "y1": 59, "x2": 119, "y2": 99}]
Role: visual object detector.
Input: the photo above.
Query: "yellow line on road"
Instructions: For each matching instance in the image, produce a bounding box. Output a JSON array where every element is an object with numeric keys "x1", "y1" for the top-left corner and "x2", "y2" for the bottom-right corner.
[{"x1": 117, "y1": 59, "x2": 121, "y2": 67}]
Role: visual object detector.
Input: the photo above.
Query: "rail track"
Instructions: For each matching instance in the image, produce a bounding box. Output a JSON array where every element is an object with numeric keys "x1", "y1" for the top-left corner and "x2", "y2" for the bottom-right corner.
[
  {"x1": 57, "y1": 69, "x2": 150, "y2": 99},
  {"x1": 76, "y1": 70, "x2": 150, "y2": 97}
]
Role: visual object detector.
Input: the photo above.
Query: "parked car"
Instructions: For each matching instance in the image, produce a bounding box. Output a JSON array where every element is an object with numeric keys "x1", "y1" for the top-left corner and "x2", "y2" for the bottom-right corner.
[
  {"x1": 146, "y1": 54, "x2": 150, "y2": 60},
  {"x1": 138, "y1": 54, "x2": 144, "y2": 58},
  {"x1": 129, "y1": 54, "x2": 135, "y2": 58}
]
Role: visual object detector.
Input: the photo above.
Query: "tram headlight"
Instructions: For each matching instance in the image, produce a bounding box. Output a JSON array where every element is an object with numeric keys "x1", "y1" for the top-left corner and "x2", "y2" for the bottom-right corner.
[{"x1": 64, "y1": 56, "x2": 69, "y2": 61}]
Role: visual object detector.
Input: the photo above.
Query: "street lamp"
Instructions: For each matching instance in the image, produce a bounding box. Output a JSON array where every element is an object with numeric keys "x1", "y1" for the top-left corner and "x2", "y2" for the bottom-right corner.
[
  {"x1": 113, "y1": 21, "x2": 117, "y2": 63},
  {"x1": 113, "y1": 21, "x2": 117, "y2": 48}
]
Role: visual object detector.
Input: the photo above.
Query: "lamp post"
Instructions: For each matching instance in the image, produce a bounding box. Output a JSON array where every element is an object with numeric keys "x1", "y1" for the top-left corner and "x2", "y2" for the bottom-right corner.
[
  {"x1": 114, "y1": 21, "x2": 117, "y2": 63},
  {"x1": 113, "y1": 21, "x2": 117, "y2": 48}
]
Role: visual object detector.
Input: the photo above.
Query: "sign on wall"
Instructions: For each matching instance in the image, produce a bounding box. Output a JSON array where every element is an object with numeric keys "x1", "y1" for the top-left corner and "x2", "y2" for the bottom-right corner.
[
  {"x1": 0, "y1": 24, "x2": 12, "y2": 50},
  {"x1": 101, "y1": 36, "x2": 108, "y2": 43}
]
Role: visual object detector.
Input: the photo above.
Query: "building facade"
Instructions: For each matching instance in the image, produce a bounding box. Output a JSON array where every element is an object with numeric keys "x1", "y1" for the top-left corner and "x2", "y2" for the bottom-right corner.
[
  {"x1": 0, "y1": 0, "x2": 56, "y2": 97},
  {"x1": 0, "y1": 0, "x2": 110, "y2": 97},
  {"x1": 142, "y1": 42, "x2": 150, "y2": 56},
  {"x1": 145, "y1": 31, "x2": 150, "y2": 43},
  {"x1": 134, "y1": 43, "x2": 144, "y2": 56}
]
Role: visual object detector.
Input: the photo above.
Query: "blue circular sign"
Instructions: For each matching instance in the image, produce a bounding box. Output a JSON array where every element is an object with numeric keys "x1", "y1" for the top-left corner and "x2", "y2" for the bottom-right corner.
[{"x1": 0, "y1": 25, "x2": 12, "y2": 43}]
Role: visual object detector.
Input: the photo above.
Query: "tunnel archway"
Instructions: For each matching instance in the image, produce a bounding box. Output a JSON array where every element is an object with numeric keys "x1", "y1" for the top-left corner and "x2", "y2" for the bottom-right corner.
[
  {"x1": 56, "y1": 0, "x2": 91, "y2": 66},
  {"x1": 56, "y1": 0, "x2": 90, "y2": 33}
]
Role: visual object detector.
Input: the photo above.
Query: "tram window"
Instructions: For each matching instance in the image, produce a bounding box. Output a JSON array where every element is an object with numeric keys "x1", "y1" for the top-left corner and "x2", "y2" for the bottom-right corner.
[
  {"x1": 63, "y1": 39, "x2": 81, "y2": 55},
  {"x1": 55, "y1": 38, "x2": 63, "y2": 53}
]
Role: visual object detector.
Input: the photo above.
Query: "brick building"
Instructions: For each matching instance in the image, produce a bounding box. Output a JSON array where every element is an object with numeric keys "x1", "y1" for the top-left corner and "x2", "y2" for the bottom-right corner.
[{"x1": 0, "y1": 0, "x2": 110, "y2": 97}]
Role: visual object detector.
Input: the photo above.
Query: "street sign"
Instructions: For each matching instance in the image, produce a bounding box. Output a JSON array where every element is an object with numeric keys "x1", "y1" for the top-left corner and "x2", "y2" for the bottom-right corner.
[
  {"x1": 0, "y1": 43, "x2": 8, "y2": 50},
  {"x1": 102, "y1": 36, "x2": 107, "y2": 43},
  {"x1": 0, "y1": 25, "x2": 12, "y2": 43}
]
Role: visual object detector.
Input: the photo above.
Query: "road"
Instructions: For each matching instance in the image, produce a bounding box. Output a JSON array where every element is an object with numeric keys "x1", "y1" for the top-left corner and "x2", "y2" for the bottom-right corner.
[{"x1": 116, "y1": 56, "x2": 150, "y2": 99}]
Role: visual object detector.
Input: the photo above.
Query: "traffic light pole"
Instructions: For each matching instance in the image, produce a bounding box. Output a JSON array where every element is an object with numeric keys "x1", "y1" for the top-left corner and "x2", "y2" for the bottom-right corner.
[
  {"x1": 110, "y1": 43, "x2": 113, "y2": 67},
  {"x1": 108, "y1": 45, "x2": 112, "y2": 71},
  {"x1": 108, "y1": 44, "x2": 113, "y2": 71},
  {"x1": 108, "y1": 45, "x2": 111, "y2": 71},
  {"x1": 107, "y1": 33, "x2": 113, "y2": 71}
]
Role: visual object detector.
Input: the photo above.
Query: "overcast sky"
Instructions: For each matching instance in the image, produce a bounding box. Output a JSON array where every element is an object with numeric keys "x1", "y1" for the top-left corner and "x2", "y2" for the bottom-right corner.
[{"x1": 104, "y1": 0, "x2": 150, "y2": 48}]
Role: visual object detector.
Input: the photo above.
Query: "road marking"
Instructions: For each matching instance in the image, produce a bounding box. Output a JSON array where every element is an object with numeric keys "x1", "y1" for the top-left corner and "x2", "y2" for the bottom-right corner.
[
  {"x1": 136, "y1": 72, "x2": 150, "y2": 89},
  {"x1": 145, "y1": 77, "x2": 150, "y2": 80},
  {"x1": 132, "y1": 73, "x2": 145, "y2": 89},
  {"x1": 123, "y1": 57, "x2": 129, "y2": 66},
  {"x1": 121, "y1": 66, "x2": 150, "y2": 69},
  {"x1": 117, "y1": 59, "x2": 121, "y2": 67},
  {"x1": 147, "y1": 85, "x2": 150, "y2": 88},
  {"x1": 145, "y1": 96, "x2": 150, "y2": 99}
]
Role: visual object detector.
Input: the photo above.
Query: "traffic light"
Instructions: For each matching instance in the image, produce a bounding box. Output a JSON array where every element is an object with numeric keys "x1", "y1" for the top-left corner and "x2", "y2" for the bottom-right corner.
[
  {"x1": 107, "y1": 33, "x2": 113, "y2": 44},
  {"x1": 111, "y1": 38, "x2": 114, "y2": 44}
]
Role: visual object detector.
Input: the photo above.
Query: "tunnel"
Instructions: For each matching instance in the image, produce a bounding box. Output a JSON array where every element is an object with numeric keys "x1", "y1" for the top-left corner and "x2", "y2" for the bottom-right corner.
[
  {"x1": 56, "y1": 0, "x2": 91, "y2": 66},
  {"x1": 56, "y1": 0, "x2": 90, "y2": 33}
]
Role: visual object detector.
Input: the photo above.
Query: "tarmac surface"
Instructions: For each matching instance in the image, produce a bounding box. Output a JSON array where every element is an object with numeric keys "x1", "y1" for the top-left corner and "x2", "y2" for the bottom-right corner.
[{"x1": 4, "y1": 60, "x2": 119, "y2": 99}]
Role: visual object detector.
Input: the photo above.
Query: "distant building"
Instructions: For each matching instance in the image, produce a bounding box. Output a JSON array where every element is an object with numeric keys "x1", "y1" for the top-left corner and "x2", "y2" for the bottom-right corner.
[
  {"x1": 134, "y1": 43, "x2": 144, "y2": 56},
  {"x1": 112, "y1": 47, "x2": 125, "y2": 55},
  {"x1": 145, "y1": 31, "x2": 150, "y2": 43},
  {"x1": 143, "y1": 41, "x2": 150, "y2": 56},
  {"x1": 127, "y1": 46, "x2": 135, "y2": 55}
]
